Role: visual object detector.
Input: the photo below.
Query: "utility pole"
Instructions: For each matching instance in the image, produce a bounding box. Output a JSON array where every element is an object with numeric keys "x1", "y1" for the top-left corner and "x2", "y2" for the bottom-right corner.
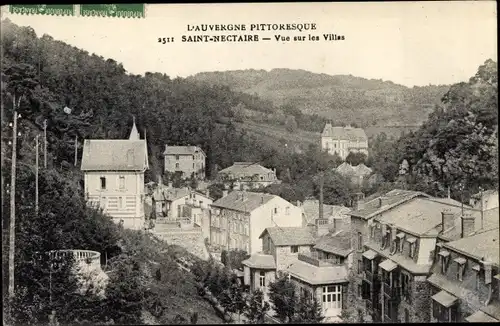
[
  {"x1": 43, "y1": 119, "x2": 47, "y2": 169},
  {"x1": 35, "y1": 134, "x2": 39, "y2": 215},
  {"x1": 9, "y1": 95, "x2": 21, "y2": 301},
  {"x1": 318, "y1": 171, "x2": 324, "y2": 220},
  {"x1": 74, "y1": 135, "x2": 78, "y2": 167}
]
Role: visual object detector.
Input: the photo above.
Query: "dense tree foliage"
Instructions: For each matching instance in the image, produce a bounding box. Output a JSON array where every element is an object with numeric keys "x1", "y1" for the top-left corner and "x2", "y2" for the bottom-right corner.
[
  {"x1": 221, "y1": 249, "x2": 250, "y2": 271},
  {"x1": 244, "y1": 289, "x2": 270, "y2": 324},
  {"x1": 268, "y1": 276, "x2": 297, "y2": 323},
  {"x1": 371, "y1": 59, "x2": 498, "y2": 200}
]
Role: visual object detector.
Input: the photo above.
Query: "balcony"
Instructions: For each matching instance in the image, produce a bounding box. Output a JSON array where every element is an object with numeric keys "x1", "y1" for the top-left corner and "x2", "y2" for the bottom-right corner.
[
  {"x1": 383, "y1": 283, "x2": 399, "y2": 298},
  {"x1": 298, "y1": 252, "x2": 340, "y2": 267}
]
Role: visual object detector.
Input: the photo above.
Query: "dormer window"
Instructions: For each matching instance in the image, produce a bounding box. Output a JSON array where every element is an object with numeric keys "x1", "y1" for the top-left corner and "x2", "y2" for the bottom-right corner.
[
  {"x1": 407, "y1": 237, "x2": 417, "y2": 258},
  {"x1": 381, "y1": 226, "x2": 390, "y2": 250},
  {"x1": 397, "y1": 233, "x2": 405, "y2": 252},
  {"x1": 472, "y1": 264, "x2": 481, "y2": 290},
  {"x1": 438, "y1": 250, "x2": 450, "y2": 274},
  {"x1": 454, "y1": 257, "x2": 466, "y2": 282}
]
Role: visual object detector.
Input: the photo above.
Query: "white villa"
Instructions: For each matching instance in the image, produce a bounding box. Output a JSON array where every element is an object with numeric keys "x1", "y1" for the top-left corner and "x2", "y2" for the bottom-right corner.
[{"x1": 81, "y1": 120, "x2": 149, "y2": 230}]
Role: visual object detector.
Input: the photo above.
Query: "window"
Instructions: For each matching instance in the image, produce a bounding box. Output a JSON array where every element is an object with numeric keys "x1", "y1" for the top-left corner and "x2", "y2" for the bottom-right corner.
[
  {"x1": 322, "y1": 285, "x2": 342, "y2": 310},
  {"x1": 404, "y1": 308, "x2": 410, "y2": 323},
  {"x1": 473, "y1": 264, "x2": 481, "y2": 290},
  {"x1": 274, "y1": 207, "x2": 278, "y2": 214},
  {"x1": 193, "y1": 163, "x2": 195, "y2": 168},
  {"x1": 175, "y1": 155, "x2": 179, "y2": 160},
  {"x1": 381, "y1": 230, "x2": 389, "y2": 250},
  {"x1": 175, "y1": 163, "x2": 180, "y2": 169},
  {"x1": 291, "y1": 246, "x2": 299, "y2": 253},
  {"x1": 118, "y1": 196, "x2": 124, "y2": 209},
  {"x1": 409, "y1": 243, "x2": 415, "y2": 258},
  {"x1": 361, "y1": 280, "x2": 371, "y2": 300},
  {"x1": 432, "y1": 301, "x2": 457, "y2": 322},
  {"x1": 384, "y1": 298, "x2": 397, "y2": 321},
  {"x1": 259, "y1": 271, "x2": 266, "y2": 287},
  {"x1": 382, "y1": 270, "x2": 392, "y2": 287},
  {"x1": 358, "y1": 260, "x2": 363, "y2": 275},
  {"x1": 286, "y1": 207, "x2": 290, "y2": 215},
  {"x1": 100, "y1": 177, "x2": 106, "y2": 190},
  {"x1": 439, "y1": 251, "x2": 450, "y2": 274},
  {"x1": 455, "y1": 258, "x2": 466, "y2": 282},
  {"x1": 401, "y1": 272, "x2": 411, "y2": 302},
  {"x1": 363, "y1": 257, "x2": 372, "y2": 273},
  {"x1": 192, "y1": 155, "x2": 195, "y2": 160},
  {"x1": 357, "y1": 232, "x2": 363, "y2": 251},
  {"x1": 119, "y1": 176, "x2": 125, "y2": 189}
]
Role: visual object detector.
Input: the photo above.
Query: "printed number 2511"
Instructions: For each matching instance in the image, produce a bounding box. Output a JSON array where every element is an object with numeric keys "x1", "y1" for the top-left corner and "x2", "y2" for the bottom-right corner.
[{"x1": 158, "y1": 37, "x2": 174, "y2": 44}]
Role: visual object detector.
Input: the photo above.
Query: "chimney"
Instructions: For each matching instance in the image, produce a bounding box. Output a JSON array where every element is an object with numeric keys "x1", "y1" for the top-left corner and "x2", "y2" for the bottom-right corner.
[
  {"x1": 241, "y1": 190, "x2": 247, "y2": 201},
  {"x1": 157, "y1": 174, "x2": 162, "y2": 185},
  {"x1": 461, "y1": 213, "x2": 475, "y2": 238},
  {"x1": 261, "y1": 196, "x2": 264, "y2": 204},
  {"x1": 315, "y1": 218, "x2": 329, "y2": 237},
  {"x1": 351, "y1": 192, "x2": 365, "y2": 210},
  {"x1": 205, "y1": 189, "x2": 210, "y2": 198},
  {"x1": 222, "y1": 190, "x2": 228, "y2": 198},
  {"x1": 296, "y1": 200, "x2": 302, "y2": 207},
  {"x1": 333, "y1": 218, "x2": 344, "y2": 232},
  {"x1": 168, "y1": 182, "x2": 173, "y2": 188},
  {"x1": 441, "y1": 209, "x2": 455, "y2": 232}
]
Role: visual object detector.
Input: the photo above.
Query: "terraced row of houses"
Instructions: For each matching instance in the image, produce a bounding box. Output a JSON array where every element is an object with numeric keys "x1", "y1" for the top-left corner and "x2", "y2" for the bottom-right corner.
[{"x1": 241, "y1": 189, "x2": 500, "y2": 323}]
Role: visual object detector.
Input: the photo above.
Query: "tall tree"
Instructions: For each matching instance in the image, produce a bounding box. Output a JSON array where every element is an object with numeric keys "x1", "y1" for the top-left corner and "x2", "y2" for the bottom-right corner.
[
  {"x1": 293, "y1": 292, "x2": 324, "y2": 323},
  {"x1": 243, "y1": 289, "x2": 270, "y2": 324},
  {"x1": 268, "y1": 276, "x2": 297, "y2": 323}
]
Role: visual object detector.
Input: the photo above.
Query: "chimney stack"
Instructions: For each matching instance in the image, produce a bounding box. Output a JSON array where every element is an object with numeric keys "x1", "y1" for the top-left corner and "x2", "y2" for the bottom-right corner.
[
  {"x1": 333, "y1": 218, "x2": 344, "y2": 232},
  {"x1": 351, "y1": 192, "x2": 365, "y2": 211},
  {"x1": 461, "y1": 213, "x2": 475, "y2": 238},
  {"x1": 168, "y1": 182, "x2": 173, "y2": 188},
  {"x1": 315, "y1": 218, "x2": 329, "y2": 237},
  {"x1": 441, "y1": 209, "x2": 455, "y2": 232},
  {"x1": 205, "y1": 188, "x2": 210, "y2": 198},
  {"x1": 296, "y1": 200, "x2": 302, "y2": 207},
  {"x1": 222, "y1": 190, "x2": 228, "y2": 198}
]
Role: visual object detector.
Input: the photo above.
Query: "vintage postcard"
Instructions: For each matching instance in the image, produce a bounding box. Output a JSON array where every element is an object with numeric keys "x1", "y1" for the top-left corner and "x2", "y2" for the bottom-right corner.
[{"x1": 1, "y1": 2, "x2": 498, "y2": 325}]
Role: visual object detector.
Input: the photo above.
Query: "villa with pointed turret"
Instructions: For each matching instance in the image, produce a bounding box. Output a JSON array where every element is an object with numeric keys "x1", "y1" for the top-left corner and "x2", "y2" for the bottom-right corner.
[
  {"x1": 81, "y1": 118, "x2": 149, "y2": 230},
  {"x1": 321, "y1": 123, "x2": 369, "y2": 160}
]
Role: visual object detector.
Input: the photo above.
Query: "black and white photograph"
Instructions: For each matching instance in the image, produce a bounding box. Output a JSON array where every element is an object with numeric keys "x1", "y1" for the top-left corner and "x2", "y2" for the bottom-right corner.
[{"x1": 1, "y1": 2, "x2": 498, "y2": 325}]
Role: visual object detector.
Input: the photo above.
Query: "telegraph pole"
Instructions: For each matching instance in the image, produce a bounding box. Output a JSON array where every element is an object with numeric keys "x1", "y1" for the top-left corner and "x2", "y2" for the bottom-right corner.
[
  {"x1": 35, "y1": 134, "x2": 39, "y2": 215},
  {"x1": 226, "y1": 217, "x2": 231, "y2": 271},
  {"x1": 9, "y1": 96, "x2": 20, "y2": 301},
  {"x1": 43, "y1": 119, "x2": 47, "y2": 169}
]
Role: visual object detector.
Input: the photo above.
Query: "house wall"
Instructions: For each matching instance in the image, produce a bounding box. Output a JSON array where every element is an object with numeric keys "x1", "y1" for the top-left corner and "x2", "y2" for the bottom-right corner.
[
  {"x1": 249, "y1": 197, "x2": 302, "y2": 254},
  {"x1": 210, "y1": 208, "x2": 251, "y2": 252},
  {"x1": 251, "y1": 268, "x2": 275, "y2": 301},
  {"x1": 396, "y1": 275, "x2": 432, "y2": 323},
  {"x1": 321, "y1": 136, "x2": 368, "y2": 160},
  {"x1": 85, "y1": 171, "x2": 145, "y2": 229},
  {"x1": 164, "y1": 152, "x2": 205, "y2": 179},
  {"x1": 275, "y1": 245, "x2": 312, "y2": 271}
]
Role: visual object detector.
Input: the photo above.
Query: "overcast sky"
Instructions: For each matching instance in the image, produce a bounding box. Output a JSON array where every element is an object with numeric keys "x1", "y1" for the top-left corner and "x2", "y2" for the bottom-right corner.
[{"x1": 1, "y1": 2, "x2": 497, "y2": 87}]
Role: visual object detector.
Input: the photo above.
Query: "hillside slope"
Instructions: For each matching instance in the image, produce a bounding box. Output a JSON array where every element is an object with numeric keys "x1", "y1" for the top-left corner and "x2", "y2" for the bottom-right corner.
[{"x1": 188, "y1": 69, "x2": 450, "y2": 127}]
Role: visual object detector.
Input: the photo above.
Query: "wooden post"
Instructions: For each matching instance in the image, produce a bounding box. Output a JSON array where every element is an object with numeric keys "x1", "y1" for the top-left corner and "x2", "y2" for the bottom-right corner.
[
  {"x1": 480, "y1": 187, "x2": 484, "y2": 230},
  {"x1": 35, "y1": 134, "x2": 39, "y2": 215}
]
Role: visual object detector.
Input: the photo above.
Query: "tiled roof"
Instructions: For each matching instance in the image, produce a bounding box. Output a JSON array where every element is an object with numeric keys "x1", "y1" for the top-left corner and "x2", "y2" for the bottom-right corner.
[
  {"x1": 321, "y1": 123, "x2": 368, "y2": 141},
  {"x1": 313, "y1": 230, "x2": 353, "y2": 257},
  {"x1": 353, "y1": 163, "x2": 372, "y2": 176},
  {"x1": 129, "y1": 121, "x2": 140, "y2": 140},
  {"x1": 81, "y1": 139, "x2": 148, "y2": 171},
  {"x1": 163, "y1": 145, "x2": 205, "y2": 156},
  {"x1": 440, "y1": 207, "x2": 500, "y2": 241},
  {"x1": 286, "y1": 260, "x2": 348, "y2": 285},
  {"x1": 163, "y1": 187, "x2": 190, "y2": 201},
  {"x1": 242, "y1": 253, "x2": 276, "y2": 269},
  {"x1": 301, "y1": 199, "x2": 350, "y2": 225},
  {"x1": 260, "y1": 227, "x2": 316, "y2": 246},
  {"x1": 466, "y1": 310, "x2": 499, "y2": 323},
  {"x1": 218, "y1": 162, "x2": 275, "y2": 178},
  {"x1": 335, "y1": 162, "x2": 355, "y2": 175},
  {"x1": 349, "y1": 189, "x2": 431, "y2": 220},
  {"x1": 375, "y1": 197, "x2": 465, "y2": 236},
  {"x1": 443, "y1": 228, "x2": 499, "y2": 265},
  {"x1": 211, "y1": 191, "x2": 276, "y2": 213}
]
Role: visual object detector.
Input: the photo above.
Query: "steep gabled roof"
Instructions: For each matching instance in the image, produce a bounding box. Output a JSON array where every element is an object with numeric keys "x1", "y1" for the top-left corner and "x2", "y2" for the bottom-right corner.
[
  {"x1": 81, "y1": 139, "x2": 148, "y2": 171},
  {"x1": 313, "y1": 230, "x2": 353, "y2": 257}
]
